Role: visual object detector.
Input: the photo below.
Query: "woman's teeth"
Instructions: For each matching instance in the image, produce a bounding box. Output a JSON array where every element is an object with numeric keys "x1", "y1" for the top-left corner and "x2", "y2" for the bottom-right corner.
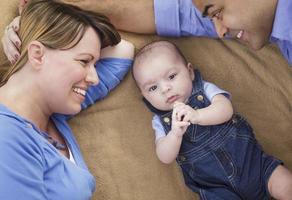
[{"x1": 73, "y1": 87, "x2": 86, "y2": 96}]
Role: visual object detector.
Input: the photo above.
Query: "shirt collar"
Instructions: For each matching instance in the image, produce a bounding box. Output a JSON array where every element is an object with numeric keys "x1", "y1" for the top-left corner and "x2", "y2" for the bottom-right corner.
[{"x1": 270, "y1": 0, "x2": 292, "y2": 41}]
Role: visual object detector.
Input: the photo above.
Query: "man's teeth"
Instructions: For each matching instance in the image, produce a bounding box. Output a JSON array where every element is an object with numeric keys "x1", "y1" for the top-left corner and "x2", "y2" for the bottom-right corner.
[
  {"x1": 236, "y1": 30, "x2": 243, "y2": 39},
  {"x1": 73, "y1": 87, "x2": 86, "y2": 96}
]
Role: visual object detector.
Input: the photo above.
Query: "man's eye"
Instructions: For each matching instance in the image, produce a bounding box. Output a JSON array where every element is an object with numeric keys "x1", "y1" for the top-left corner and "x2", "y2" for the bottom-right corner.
[
  {"x1": 211, "y1": 9, "x2": 222, "y2": 19},
  {"x1": 169, "y1": 73, "x2": 177, "y2": 80},
  {"x1": 149, "y1": 85, "x2": 157, "y2": 92}
]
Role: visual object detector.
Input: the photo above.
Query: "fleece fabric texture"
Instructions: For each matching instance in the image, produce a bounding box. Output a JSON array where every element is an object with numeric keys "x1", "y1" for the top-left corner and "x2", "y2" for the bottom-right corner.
[{"x1": 0, "y1": 1, "x2": 291, "y2": 199}]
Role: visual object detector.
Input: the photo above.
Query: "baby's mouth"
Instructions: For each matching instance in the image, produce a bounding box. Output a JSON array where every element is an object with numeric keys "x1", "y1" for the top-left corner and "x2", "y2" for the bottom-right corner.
[{"x1": 166, "y1": 95, "x2": 179, "y2": 104}]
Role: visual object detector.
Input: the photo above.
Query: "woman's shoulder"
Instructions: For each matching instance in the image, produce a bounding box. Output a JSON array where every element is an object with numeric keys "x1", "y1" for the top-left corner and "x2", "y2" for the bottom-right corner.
[{"x1": 0, "y1": 114, "x2": 45, "y2": 159}]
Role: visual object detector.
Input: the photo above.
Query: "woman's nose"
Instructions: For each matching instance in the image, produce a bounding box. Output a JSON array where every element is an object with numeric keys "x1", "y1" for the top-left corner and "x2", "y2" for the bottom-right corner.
[{"x1": 86, "y1": 64, "x2": 99, "y2": 86}]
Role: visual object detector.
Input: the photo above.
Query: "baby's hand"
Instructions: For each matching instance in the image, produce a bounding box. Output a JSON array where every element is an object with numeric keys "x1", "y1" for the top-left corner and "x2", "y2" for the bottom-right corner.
[
  {"x1": 173, "y1": 101, "x2": 200, "y2": 124},
  {"x1": 170, "y1": 103, "x2": 191, "y2": 137}
]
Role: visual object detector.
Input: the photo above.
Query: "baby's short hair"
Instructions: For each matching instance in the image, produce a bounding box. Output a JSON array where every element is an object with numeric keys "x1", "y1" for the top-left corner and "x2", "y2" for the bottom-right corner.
[
  {"x1": 132, "y1": 40, "x2": 188, "y2": 83},
  {"x1": 134, "y1": 40, "x2": 188, "y2": 67}
]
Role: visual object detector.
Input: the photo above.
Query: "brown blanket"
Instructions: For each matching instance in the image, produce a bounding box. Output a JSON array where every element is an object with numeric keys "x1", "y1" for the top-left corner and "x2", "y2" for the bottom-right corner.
[{"x1": 0, "y1": 1, "x2": 291, "y2": 199}]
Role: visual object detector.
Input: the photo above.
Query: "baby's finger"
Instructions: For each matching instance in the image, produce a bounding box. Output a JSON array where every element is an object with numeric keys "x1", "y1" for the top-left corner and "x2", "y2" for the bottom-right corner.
[
  {"x1": 173, "y1": 101, "x2": 184, "y2": 109},
  {"x1": 176, "y1": 108, "x2": 188, "y2": 121},
  {"x1": 181, "y1": 114, "x2": 191, "y2": 123},
  {"x1": 171, "y1": 109, "x2": 177, "y2": 121},
  {"x1": 176, "y1": 120, "x2": 191, "y2": 128}
]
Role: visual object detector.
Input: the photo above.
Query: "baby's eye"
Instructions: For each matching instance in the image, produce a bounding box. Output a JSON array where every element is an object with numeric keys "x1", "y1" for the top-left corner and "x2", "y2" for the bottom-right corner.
[
  {"x1": 169, "y1": 73, "x2": 177, "y2": 80},
  {"x1": 148, "y1": 85, "x2": 157, "y2": 92}
]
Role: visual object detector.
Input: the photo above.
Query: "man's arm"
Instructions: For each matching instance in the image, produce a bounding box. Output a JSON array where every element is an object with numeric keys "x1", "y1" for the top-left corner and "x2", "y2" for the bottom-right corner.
[{"x1": 63, "y1": 0, "x2": 156, "y2": 34}]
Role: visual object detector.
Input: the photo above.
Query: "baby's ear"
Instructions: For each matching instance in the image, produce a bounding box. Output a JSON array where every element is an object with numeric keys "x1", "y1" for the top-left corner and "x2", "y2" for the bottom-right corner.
[
  {"x1": 27, "y1": 41, "x2": 45, "y2": 69},
  {"x1": 187, "y1": 62, "x2": 195, "y2": 80}
]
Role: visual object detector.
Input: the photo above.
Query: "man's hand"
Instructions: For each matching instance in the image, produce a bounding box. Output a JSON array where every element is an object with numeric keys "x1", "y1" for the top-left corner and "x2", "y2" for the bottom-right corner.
[
  {"x1": 1, "y1": 16, "x2": 21, "y2": 64},
  {"x1": 19, "y1": 0, "x2": 30, "y2": 14}
]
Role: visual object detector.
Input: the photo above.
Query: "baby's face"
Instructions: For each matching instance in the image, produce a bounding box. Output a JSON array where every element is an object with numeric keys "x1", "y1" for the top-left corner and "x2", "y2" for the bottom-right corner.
[{"x1": 134, "y1": 51, "x2": 194, "y2": 111}]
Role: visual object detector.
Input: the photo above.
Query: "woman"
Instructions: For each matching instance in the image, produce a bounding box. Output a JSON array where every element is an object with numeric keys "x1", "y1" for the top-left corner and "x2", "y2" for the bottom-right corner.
[{"x1": 0, "y1": 0, "x2": 134, "y2": 199}]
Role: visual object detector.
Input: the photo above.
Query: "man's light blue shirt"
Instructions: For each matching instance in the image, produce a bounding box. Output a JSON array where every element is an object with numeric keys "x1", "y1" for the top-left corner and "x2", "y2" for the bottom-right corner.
[
  {"x1": 270, "y1": 0, "x2": 292, "y2": 65},
  {"x1": 154, "y1": 0, "x2": 216, "y2": 37},
  {"x1": 154, "y1": 0, "x2": 292, "y2": 65}
]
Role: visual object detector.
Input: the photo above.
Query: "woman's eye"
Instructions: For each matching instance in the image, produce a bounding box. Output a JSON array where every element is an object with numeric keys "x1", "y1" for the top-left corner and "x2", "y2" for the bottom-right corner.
[
  {"x1": 149, "y1": 85, "x2": 157, "y2": 92},
  {"x1": 169, "y1": 73, "x2": 177, "y2": 80},
  {"x1": 79, "y1": 60, "x2": 90, "y2": 66}
]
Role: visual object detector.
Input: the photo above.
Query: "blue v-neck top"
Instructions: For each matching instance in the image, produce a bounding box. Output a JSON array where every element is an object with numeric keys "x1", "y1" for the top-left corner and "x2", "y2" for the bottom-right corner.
[{"x1": 0, "y1": 57, "x2": 132, "y2": 200}]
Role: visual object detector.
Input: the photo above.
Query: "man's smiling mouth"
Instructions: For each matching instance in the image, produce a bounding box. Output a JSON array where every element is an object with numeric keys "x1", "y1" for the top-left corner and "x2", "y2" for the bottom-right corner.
[{"x1": 236, "y1": 30, "x2": 244, "y2": 39}]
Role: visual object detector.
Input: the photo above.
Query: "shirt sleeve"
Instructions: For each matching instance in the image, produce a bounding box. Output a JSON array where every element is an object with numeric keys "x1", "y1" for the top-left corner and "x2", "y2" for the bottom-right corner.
[
  {"x1": 81, "y1": 57, "x2": 133, "y2": 109},
  {"x1": 152, "y1": 115, "x2": 166, "y2": 142},
  {"x1": 203, "y1": 80, "x2": 231, "y2": 101},
  {"x1": 154, "y1": 0, "x2": 217, "y2": 37},
  {"x1": 0, "y1": 124, "x2": 47, "y2": 199}
]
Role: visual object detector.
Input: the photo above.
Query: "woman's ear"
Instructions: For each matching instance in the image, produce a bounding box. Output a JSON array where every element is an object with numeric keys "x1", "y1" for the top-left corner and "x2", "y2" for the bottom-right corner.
[
  {"x1": 187, "y1": 62, "x2": 195, "y2": 80},
  {"x1": 27, "y1": 41, "x2": 45, "y2": 70}
]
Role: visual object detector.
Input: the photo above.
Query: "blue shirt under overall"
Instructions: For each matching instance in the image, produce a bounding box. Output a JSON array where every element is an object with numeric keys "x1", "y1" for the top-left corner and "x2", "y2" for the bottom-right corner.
[
  {"x1": 144, "y1": 69, "x2": 282, "y2": 199},
  {"x1": 0, "y1": 57, "x2": 132, "y2": 200}
]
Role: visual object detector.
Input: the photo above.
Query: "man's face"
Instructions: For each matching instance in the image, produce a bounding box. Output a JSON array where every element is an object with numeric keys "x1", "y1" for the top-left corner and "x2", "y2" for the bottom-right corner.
[{"x1": 192, "y1": 0, "x2": 276, "y2": 50}]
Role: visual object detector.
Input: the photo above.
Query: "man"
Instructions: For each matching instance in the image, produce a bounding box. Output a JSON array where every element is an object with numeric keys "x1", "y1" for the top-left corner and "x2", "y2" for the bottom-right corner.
[
  {"x1": 155, "y1": 0, "x2": 291, "y2": 65},
  {"x1": 191, "y1": 0, "x2": 292, "y2": 64},
  {"x1": 4, "y1": 0, "x2": 292, "y2": 65},
  {"x1": 101, "y1": 0, "x2": 291, "y2": 66}
]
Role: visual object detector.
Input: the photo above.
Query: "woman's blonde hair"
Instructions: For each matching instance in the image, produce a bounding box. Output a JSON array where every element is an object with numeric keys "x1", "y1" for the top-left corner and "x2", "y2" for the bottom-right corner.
[{"x1": 1, "y1": 0, "x2": 120, "y2": 86}]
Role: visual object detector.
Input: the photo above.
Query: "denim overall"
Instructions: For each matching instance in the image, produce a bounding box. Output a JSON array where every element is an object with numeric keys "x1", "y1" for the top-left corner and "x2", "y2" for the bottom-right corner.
[{"x1": 144, "y1": 70, "x2": 282, "y2": 200}]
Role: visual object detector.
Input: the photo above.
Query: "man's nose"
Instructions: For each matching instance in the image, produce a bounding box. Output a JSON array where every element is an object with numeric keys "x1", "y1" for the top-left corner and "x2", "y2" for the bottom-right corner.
[
  {"x1": 85, "y1": 64, "x2": 99, "y2": 86},
  {"x1": 213, "y1": 18, "x2": 228, "y2": 38}
]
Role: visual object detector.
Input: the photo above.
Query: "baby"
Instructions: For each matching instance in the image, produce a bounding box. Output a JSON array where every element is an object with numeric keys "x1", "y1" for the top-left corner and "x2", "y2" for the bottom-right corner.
[{"x1": 132, "y1": 41, "x2": 292, "y2": 199}]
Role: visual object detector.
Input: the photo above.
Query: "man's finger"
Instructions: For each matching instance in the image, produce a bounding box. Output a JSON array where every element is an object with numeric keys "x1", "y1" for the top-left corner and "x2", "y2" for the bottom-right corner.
[
  {"x1": 19, "y1": 0, "x2": 30, "y2": 14},
  {"x1": 7, "y1": 26, "x2": 21, "y2": 50},
  {"x1": 11, "y1": 16, "x2": 21, "y2": 32}
]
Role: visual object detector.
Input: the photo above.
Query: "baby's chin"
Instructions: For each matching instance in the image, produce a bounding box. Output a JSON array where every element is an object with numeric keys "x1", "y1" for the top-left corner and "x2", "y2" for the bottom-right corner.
[
  {"x1": 153, "y1": 103, "x2": 173, "y2": 111},
  {"x1": 158, "y1": 106, "x2": 173, "y2": 112}
]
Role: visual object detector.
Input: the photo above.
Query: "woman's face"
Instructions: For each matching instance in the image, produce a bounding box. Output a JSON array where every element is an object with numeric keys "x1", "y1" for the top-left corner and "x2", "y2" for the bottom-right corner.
[{"x1": 40, "y1": 27, "x2": 101, "y2": 115}]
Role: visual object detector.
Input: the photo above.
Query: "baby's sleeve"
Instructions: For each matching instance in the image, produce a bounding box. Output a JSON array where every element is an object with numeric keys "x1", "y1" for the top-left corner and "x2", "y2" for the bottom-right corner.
[
  {"x1": 152, "y1": 115, "x2": 166, "y2": 142},
  {"x1": 203, "y1": 80, "x2": 231, "y2": 101}
]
